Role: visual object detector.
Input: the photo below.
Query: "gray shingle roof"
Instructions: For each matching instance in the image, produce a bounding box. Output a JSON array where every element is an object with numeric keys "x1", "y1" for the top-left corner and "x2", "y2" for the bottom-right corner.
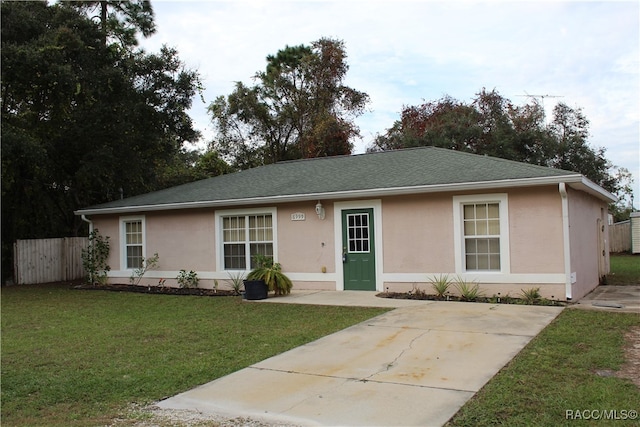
[{"x1": 76, "y1": 147, "x2": 596, "y2": 214}]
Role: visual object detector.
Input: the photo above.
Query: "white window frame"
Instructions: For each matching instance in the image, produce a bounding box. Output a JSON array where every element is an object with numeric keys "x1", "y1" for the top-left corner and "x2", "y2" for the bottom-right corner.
[
  {"x1": 215, "y1": 207, "x2": 278, "y2": 272},
  {"x1": 453, "y1": 194, "x2": 510, "y2": 274},
  {"x1": 119, "y1": 216, "x2": 146, "y2": 271}
]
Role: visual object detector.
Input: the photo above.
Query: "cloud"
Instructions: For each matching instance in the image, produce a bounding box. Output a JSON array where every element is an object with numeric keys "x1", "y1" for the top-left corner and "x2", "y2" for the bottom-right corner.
[{"x1": 141, "y1": 0, "x2": 639, "y2": 203}]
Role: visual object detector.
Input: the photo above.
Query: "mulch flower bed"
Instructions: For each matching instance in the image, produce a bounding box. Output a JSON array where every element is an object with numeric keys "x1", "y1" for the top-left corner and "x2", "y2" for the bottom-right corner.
[
  {"x1": 376, "y1": 291, "x2": 566, "y2": 306},
  {"x1": 73, "y1": 283, "x2": 240, "y2": 297}
]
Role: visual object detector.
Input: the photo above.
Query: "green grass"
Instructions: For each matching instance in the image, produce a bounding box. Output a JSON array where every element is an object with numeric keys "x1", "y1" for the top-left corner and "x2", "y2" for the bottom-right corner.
[
  {"x1": 1, "y1": 284, "x2": 389, "y2": 426},
  {"x1": 448, "y1": 254, "x2": 640, "y2": 426},
  {"x1": 607, "y1": 254, "x2": 640, "y2": 285},
  {"x1": 448, "y1": 310, "x2": 640, "y2": 426}
]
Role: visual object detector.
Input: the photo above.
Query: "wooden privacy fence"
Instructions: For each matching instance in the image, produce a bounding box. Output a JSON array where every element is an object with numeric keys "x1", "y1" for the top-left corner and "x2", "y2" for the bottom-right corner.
[
  {"x1": 609, "y1": 221, "x2": 631, "y2": 253},
  {"x1": 13, "y1": 237, "x2": 89, "y2": 284}
]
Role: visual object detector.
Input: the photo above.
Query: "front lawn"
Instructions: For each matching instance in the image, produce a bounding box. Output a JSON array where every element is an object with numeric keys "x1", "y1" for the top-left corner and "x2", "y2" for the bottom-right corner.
[{"x1": 0, "y1": 285, "x2": 389, "y2": 426}]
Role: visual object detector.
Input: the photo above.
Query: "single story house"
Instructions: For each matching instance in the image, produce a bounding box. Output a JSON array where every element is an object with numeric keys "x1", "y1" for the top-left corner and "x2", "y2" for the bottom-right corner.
[{"x1": 75, "y1": 147, "x2": 616, "y2": 301}]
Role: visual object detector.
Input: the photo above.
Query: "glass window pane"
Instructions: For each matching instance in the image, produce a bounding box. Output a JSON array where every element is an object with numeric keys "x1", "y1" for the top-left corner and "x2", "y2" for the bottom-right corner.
[
  {"x1": 126, "y1": 246, "x2": 142, "y2": 269},
  {"x1": 463, "y1": 205, "x2": 475, "y2": 219},
  {"x1": 464, "y1": 221, "x2": 475, "y2": 236},
  {"x1": 477, "y1": 238, "x2": 489, "y2": 253},
  {"x1": 489, "y1": 238, "x2": 500, "y2": 253},
  {"x1": 224, "y1": 244, "x2": 246, "y2": 269},
  {"x1": 477, "y1": 254, "x2": 489, "y2": 269},
  {"x1": 476, "y1": 221, "x2": 488, "y2": 235},
  {"x1": 476, "y1": 204, "x2": 487, "y2": 219},
  {"x1": 250, "y1": 243, "x2": 273, "y2": 268},
  {"x1": 465, "y1": 239, "x2": 477, "y2": 254},
  {"x1": 488, "y1": 203, "x2": 500, "y2": 219},
  {"x1": 488, "y1": 220, "x2": 500, "y2": 235},
  {"x1": 466, "y1": 255, "x2": 477, "y2": 270},
  {"x1": 489, "y1": 254, "x2": 501, "y2": 269}
]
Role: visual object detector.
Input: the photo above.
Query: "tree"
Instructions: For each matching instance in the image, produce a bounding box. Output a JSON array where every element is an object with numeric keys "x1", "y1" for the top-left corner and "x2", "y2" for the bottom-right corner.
[
  {"x1": 209, "y1": 38, "x2": 369, "y2": 168},
  {"x1": 66, "y1": 0, "x2": 155, "y2": 48},
  {"x1": 1, "y1": 1, "x2": 202, "y2": 281},
  {"x1": 368, "y1": 88, "x2": 630, "y2": 204}
]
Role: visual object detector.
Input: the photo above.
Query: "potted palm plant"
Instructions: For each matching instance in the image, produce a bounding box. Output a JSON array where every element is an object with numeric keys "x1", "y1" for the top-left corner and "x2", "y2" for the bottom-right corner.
[{"x1": 244, "y1": 255, "x2": 293, "y2": 299}]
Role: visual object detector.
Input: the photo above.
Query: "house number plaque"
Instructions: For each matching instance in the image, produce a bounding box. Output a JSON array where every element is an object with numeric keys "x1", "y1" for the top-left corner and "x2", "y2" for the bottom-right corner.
[{"x1": 291, "y1": 212, "x2": 305, "y2": 221}]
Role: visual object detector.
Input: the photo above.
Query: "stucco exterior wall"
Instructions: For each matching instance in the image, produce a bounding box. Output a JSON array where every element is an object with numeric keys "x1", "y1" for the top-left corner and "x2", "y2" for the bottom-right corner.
[
  {"x1": 377, "y1": 186, "x2": 566, "y2": 299},
  {"x1": 379, "y1": 187, "x2": 564, "y2": 275},
  {"x1": 145, "y1": 209, "x2": 216, "y2": 272},
  {"x1": 276, "y1": 202, "x2": 336, "y2": 274},
  {"x1": 86, "y1": 184, "x2": 598, "y2": 300},
  {"x1": 567, "y1": 187, "x2": 609, "y2": 300},
  {"x1": 381, "y1": 194, "x2": 455, "y2": 273},
  {"x1": 507, "y1": 186, "x2": 564, "y2": 274}
]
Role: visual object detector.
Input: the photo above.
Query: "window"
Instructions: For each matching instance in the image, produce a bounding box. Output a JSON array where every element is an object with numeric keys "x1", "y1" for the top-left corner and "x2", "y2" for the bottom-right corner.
[
  {"x1": 121, "y1": 217, "x2": 145, "y2": 269},
  {"x1": 463, "y1": 203, "x2": 500, "y2": 270},
  {"x1": 453, "y1": 194, "x2": 509, "y2": 274},
  {"x1": 347, "y1": 213, "x2": 370, "y2": 253},
  {"x1": 221, "y1": 212, "x2": 274, "y2": 270}
]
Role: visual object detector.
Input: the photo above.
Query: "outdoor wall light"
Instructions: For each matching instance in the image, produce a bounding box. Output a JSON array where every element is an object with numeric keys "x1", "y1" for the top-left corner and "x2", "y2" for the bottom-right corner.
[{"x1": 315, "y1": 201, "x2": 325, "y2": 220}]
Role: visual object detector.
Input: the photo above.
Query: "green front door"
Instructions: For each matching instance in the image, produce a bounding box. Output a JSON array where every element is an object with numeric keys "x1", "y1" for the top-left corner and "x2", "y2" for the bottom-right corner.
[{"x1": 342, "y1": 208, "x2": 376, "y2": 290}]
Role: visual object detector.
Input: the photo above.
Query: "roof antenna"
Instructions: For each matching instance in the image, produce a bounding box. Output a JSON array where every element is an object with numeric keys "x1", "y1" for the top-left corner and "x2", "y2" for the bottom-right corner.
[{"x1": 517, "y1": 91, "x2": 564, "y2": 124}]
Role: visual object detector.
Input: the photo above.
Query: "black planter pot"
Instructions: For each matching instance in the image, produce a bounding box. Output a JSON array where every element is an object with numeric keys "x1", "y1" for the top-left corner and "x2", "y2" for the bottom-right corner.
[{"x1": 243, "y1": 280, "x2": 268, "y2": 300}]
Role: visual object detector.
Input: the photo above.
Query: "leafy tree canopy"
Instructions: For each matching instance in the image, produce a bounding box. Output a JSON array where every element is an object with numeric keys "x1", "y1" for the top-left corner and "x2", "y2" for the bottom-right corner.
[
  {"x1": 66, "y1": 0, "x2": 156, "y2": 48},
  {"x1": 209, "y1": 37, "x2": 370, "y2": 169},
  {"x1": 1, "y1": 0, "x2": 209, "y2": 279},
  {"x1": 369, "y1": 88, "x2": 633, "y2": 212}
]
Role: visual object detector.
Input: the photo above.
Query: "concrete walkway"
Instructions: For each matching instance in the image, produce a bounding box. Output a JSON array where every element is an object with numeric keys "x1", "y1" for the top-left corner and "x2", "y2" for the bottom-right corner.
[
  {"x1": 572, "y1": 285, "x2": 640, "y2": 313},
  {"x1": 157, "y1": 292, "x2": 563, "y2": 426}
]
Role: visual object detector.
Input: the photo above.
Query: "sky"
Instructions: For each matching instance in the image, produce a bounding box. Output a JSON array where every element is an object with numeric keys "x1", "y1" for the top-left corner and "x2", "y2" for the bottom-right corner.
[{"x1": 138, "y1": 0, "x2": 639, "y2": 208}]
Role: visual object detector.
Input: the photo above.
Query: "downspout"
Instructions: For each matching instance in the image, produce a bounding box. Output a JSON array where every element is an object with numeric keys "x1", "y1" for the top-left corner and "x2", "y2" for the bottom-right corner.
[
  {"x1": 559, "y1": 183, "x2": 572, "y2": 300},
  {"x1": 81, "y1": 215, "x2": 93, "y2": 235},
  {"x1": 81, "y1": 215, "x2": 94, "y2": 284}
]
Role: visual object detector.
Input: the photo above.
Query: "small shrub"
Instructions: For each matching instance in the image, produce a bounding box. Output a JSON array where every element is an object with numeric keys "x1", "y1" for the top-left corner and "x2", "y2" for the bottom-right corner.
[
  {"x1": 227, "y1": 271, "x2": 245, "y2": 295},
  {"x1": 429, "y1": 274, "x2": 452, "y2": 298},
  {"x1": 129, "y1": 253, "x2": 159, "y2": 286},
  {"x1": 247, "y1": 255, "x2": 293, "y2": 296},
  {"x1": 177, "y1": 270, "x2": 199, "y2": 288},
  {"x1": 81, "y1": 229, "x2": 111, "y2": 285},
  {"x1": 454, "y1": 276, "x2": 483, "y2": 301},
  {"x1": 519, "y1": 287, "x2": 541, "y2": 305},
  {"x1": 410, "y1": 283, "x2": 427, "y2": 298}
]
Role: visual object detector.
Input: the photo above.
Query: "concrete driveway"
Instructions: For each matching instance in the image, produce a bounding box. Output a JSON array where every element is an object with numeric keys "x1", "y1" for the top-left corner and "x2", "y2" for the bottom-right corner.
[{"x1": 157, "y1": 292, "x2": 562, "y2": 426}]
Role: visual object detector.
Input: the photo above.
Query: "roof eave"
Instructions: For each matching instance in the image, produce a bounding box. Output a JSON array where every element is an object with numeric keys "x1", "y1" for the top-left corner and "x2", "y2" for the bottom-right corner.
[
  {"x1": 566, "y1": 176, "x2": 617, "y2": 203},
  {"x1": 75, "y1": 174, "x2": 614, "y2": 216}
]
